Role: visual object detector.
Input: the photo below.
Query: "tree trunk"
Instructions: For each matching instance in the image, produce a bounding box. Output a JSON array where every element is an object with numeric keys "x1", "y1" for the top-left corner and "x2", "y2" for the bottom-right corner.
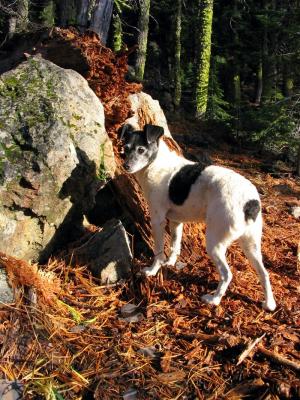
[
  {"x1": 76, "y1": 0, "x2": 90, "y2": 28},
  {"x1": 255, "y1": 59, "x2": 263, "y2": 105},
  {"x1": 17, "y1": 0, "x2": 29, "y2": 31},
  {"x1": 261, "y1": 1, "x2": 278, "y2": 103},
  {"x1": 57, "y1": 0, "x2": 77, "y2": 27},
  {"x1": 7, "y1": 0, "x2": 29, "y2": 39},
  {"x1": 297, "y1": 141, "x2": 300, "y2": 176},
  {"x1": 232, "y1": 69, "x2": 241, "y2": 104},
  {"x1": 135, "y1": 0, "x2": 151, "y2": 81},
  {"x1": 195, "y1": 0, "x2": 214, "y2": 119},
  {"x1": 283, "y1": 60, "x2": 293, "y2": 98},
  {"x1": 261, "y1": 28, "x2": 273, "y2": 102},
  {"x1": 8, "y1": 16, "x2": 17, "y2": 40},
  {"x1": 231, "y1": 0, "x2": 240, "y2": 105},
  {"x1": 90, "y1": 0, "x2": 114, "y2": 45},
  {"x1": 174, "y1": 0, "x2": 182, "y2": 109}
]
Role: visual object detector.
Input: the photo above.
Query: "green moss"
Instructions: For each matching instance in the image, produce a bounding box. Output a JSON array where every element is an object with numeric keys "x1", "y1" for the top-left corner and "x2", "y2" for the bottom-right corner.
[
  {"x1": 0, "y1": 58, "x2": 61, "y2": 184},
  {"x1": 0, "y1": 59, "x2": 58, "y2": 142},
  {"x1": 113, "y1": 14, "x2": 123, "y2": 52},
  {"x1": 40, "y1": 1, "x2": 55, "y2": 27},
  {"x1": 72, "y1": 113, "x2": 83, "y2": 121},
  {"x1": 195, "y1": 0, "x2": 214, "y2": 119},
  {"x1": 97, "y1": 144, "x2": 108, "y2": 182},
  {"x1": 0, "y1": 143, "x2": 23, "y2": 183}
]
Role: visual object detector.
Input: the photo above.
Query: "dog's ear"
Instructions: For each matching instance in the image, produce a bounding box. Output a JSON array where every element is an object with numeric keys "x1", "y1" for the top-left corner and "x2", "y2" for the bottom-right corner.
[
  {"x1": 119, "y1": 124, "x2": 134, "y2": 142},
  {"x1": 144, "y1": 124, "x2": 164, "y2": 144}
]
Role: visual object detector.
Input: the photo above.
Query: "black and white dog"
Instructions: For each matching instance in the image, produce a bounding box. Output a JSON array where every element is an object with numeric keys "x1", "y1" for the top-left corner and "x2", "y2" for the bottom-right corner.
[{"x1": 120, "y1": 123, "x2": 276, "y2": 311}]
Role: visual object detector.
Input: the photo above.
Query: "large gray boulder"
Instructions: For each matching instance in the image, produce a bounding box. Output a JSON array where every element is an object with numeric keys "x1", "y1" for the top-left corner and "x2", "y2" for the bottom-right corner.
[{"x1": 0, "y1": 56, "x2": 115, "y2": 262}]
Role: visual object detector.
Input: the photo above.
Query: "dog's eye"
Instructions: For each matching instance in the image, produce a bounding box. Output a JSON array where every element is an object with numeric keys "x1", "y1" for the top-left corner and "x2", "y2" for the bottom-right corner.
[{"x1": 137, "y1": 147, "x2": 145, "y2": 154}]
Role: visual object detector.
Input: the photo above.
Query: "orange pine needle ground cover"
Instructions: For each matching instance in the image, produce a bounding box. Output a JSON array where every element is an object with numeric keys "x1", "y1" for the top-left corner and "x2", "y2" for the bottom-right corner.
[
  {"x1": 0, "y1": 148, "x2": 299, "y2": 399},
  {"x1": 0, "y1": 29, "x2": 299, "y2": 399}
]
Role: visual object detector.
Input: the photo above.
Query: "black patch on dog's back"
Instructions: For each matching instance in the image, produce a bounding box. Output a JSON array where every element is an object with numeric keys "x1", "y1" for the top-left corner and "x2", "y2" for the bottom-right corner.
[
  {"x1": 244, "y1": 199, "x2": 260, "y2": 221},
  {"x1": 169, "y1": 163, "x2": 207, "y2": 205}
]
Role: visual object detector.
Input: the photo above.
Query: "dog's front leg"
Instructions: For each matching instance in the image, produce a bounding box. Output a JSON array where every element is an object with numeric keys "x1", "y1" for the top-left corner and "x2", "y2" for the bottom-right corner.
[
  {"x1": 164, "y1": 221, "x2": 183, "y2": 266},
  {"x1": 143, "y1": 212, "x2": 166, "y2": 276}
]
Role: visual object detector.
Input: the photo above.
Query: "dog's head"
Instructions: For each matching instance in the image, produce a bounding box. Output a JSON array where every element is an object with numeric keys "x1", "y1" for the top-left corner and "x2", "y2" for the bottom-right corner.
[{"x1": 119, "y1": 124, "x2": 164, "y2": 173}]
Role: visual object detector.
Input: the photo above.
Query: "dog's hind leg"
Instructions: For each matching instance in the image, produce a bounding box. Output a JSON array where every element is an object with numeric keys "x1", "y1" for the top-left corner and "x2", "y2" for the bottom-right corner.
[
  {"x1": 201, "y1": 234, "x2": 233, "y2": 306},
  {"x1": 238, "y1": 224, "x2": 276, "y2": 311},
  {"x1": 165, "y1": 221, "x2": 183, "y2": 266}
]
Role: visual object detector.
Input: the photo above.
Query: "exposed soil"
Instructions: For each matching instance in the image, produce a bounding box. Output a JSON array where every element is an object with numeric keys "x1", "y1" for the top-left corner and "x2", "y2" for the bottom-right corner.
[{"x1": 0, "y1": 30, "x2": 299, "y2": 400}]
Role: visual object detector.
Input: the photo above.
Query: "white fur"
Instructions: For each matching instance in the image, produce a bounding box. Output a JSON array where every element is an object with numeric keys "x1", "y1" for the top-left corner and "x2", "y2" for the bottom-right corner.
[{"x1": 134, "y1": 140, "x2": 276, "y2": 311}]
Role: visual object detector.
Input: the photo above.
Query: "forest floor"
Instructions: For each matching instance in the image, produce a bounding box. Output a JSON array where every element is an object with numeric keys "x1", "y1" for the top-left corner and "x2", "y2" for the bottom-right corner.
[
  {"x1": 0, "y1": 29, "x2": 299, "y2": 400},
  {"x1": 0, "y1": 143, "x2": 299, "y2": 400}
]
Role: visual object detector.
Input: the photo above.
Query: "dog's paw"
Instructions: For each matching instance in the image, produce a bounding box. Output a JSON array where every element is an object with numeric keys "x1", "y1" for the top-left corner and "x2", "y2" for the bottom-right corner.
[
  {"x1": 163, "y1": 255, "x2": 177, "y2": 267},
  {"x1": 142, "y1": 267, "x2": 158, "y2": 277},
  {"x1": 201, "y1": 293, "x2": 221, "y2": 306},
  {"x1": 262, "y1": 298, "x2": 276, "y2": 312}
]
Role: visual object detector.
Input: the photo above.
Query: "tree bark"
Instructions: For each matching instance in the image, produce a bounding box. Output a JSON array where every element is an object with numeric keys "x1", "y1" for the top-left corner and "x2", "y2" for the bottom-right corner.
[
  {"x1": 261, "y1": 1, "x2": 278, "y2": 103},
  {"x1": 8, "y1": 0, "x2": 29, "y2": 39},
  {"x1": 8, "y1": 16, "x2": 17, "y2": 40},
  {"x1": 255, "y1": 59, "x2": 263, "y2": 105},
  {"x1": 135, "y1": 0, "x2": 151, "y2": 81},
  {"x1": 57, "y1": 0, "x2": 77, "y2": 27},
  {"x1": 17, "y1": 0, "x2": 29, "y2": 31},
  {"x1": 174, "y1": 0, "x2": 182, "y2": 109},
  {"x1": 297, "y1": 141, "x2": 300, "y2": 176},
  {"x1": 261, "y1": 27, "x2": 273, "y2": 102},
  {"x1": 90, "y1": 0, "x2": 114, "y2": 45},
  {"x1": 283, "y1": 60, "x2": 293, "y2": 98},
  {"x1": 76, "y1": 0, "x2": 90, "y2": 28},
  {"x1": 232, "y1": 70, "x2": 241, "y2": 104},
  {"x1": 195, "y1": 0, "x2": 214, "y2": 119}
]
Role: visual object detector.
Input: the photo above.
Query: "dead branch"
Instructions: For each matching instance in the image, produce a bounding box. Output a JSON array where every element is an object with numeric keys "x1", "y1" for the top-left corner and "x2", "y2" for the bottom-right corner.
[{"x1": 258, "y1": 345, "x2": 300, "y2": 372}]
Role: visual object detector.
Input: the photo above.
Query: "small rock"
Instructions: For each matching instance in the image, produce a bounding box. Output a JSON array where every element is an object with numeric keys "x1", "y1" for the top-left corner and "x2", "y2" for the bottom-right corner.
[
  {"x1": 0, "y1": 380, "x2": 23, "y2": 400},
  {"x1": 0, "y1": 268, "x2": 14, "y2": 304},
  {"x1": 73, "y1": 219, "x2": 132, "y2": 284},
  {"x1": 273, "y1": 184, "x2": 294, "y2": 195},
  {"x1": 123, "y1": 387, "x2": 137, "y2": 400},
  {"x1": 175, "y1": 261, "x2": 187, "y2": 271},
  {"x1": 119, "y1": 303, "x2": 144, "y2": 323},
  {"x1": 137, "y1": 346, "x2": 160, "y2": 359},
  {"x1": 70, "y1": 325, "x2": 86, "y2": 333},
  {"x1": 291, "y1": 206, "x2": 300, "y2": 219}
]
